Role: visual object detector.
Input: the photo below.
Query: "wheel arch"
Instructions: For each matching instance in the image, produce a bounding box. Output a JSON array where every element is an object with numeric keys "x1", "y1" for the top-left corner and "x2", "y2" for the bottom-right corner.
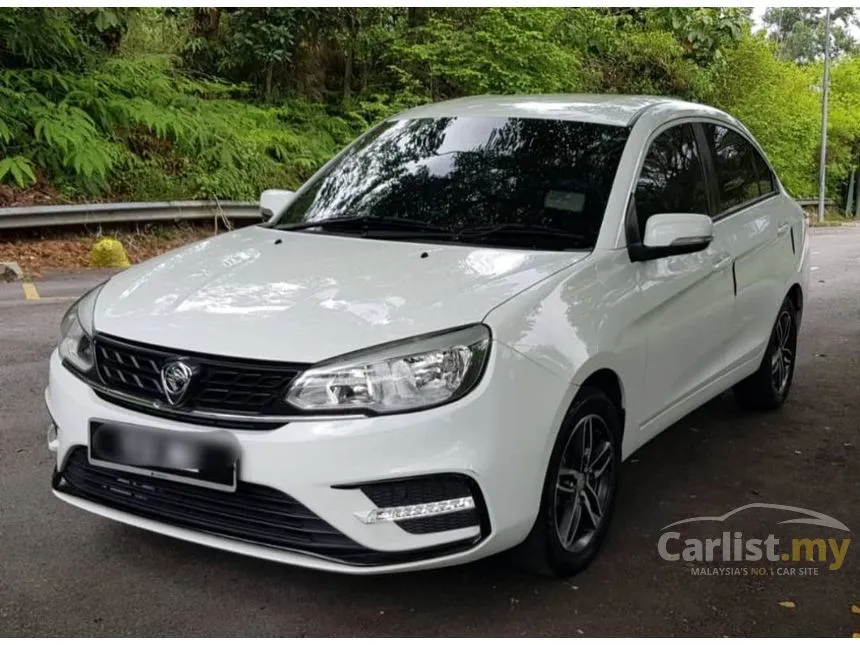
[
  {"x1": 787, "y1": 282, "x2": 803, "y2": 321},
  {"x1": 578, "y1": 368, "x2": 626, "y2": 437},
  {"x1": 787, "y1": 282, "x2": 803, "y2": 312},
  {"x1": 541, "y1": 360, "x2": 631, "y2": 471},
  {"x1": 515, "y1": 365, "x2": 628, "y2": 574}
]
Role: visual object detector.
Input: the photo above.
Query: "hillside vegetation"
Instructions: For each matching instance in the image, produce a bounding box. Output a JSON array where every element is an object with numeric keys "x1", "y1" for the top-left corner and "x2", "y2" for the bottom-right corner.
[{"x1": 1, "y1": 8, "x2": 858, "y2": 207}]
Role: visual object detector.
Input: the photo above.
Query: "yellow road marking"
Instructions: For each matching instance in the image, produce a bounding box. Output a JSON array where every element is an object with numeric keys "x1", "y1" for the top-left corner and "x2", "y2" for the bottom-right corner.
[{"x1": 22, "y1": 282, "x2": 40, "y2": 300}]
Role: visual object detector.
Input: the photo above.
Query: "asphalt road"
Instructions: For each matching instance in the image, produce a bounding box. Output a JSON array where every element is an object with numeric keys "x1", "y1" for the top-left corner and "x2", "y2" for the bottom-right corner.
[{"x1": 1, "y1": 229, "x2": 858, "y2": 637}]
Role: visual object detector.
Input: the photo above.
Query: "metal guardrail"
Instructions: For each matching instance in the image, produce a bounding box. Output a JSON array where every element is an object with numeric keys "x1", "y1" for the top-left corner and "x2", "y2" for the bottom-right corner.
[
  {"x1": 796, "y1": 198, "x2": 834, "y2": 207},
  {"x1": 0, "y1": 200, "x2": 260, "y2": 231},
  {"x1": 0, "y1": 198, "x2": 843, "y2": 231}
]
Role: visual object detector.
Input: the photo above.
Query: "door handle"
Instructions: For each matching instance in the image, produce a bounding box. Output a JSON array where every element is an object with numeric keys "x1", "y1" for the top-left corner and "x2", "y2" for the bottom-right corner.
[
  {"x1": 712, "y1": 253, "x2": 732, "y2": 271},
  {"x1": 778, "y1": 223, "x2": 790, "y2": 236}
]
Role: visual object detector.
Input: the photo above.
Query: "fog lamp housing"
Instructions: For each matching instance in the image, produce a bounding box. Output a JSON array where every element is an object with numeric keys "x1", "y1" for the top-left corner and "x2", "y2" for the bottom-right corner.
[{"x1": 357, "y1": 496, "x2": 476, "y2": 524}]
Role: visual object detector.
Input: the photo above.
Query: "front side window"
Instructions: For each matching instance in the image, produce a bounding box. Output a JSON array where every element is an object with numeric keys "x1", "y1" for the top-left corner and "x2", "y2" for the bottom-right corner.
[
  {"x1": 272, "y1": 117, "x2": 630, "y2": 250},
  {"x1": 634, "y1": 124, "x2": 709, "y2": 237},
  {"x1": 703, "y1": 123, "x2": 775, "y2": 213}
]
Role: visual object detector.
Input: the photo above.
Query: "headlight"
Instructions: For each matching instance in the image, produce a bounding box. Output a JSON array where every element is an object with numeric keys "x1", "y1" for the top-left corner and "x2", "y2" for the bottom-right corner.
[
  {"x1": 58, "y1": 283, "x2": 105, "y2": 374},
  {"x1": 286, "y1": 324, "x2": 491, "y2": 414}
]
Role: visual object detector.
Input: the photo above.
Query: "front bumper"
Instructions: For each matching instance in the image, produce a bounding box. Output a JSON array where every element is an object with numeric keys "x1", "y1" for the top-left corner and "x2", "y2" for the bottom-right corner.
[{"x1": 47, "y1": 342, "x2": 568, "y2": 574}]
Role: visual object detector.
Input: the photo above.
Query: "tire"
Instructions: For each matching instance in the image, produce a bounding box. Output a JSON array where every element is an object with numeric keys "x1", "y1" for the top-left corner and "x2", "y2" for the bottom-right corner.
[
  {"x1": 512, "y1": 386, "x2": 623, "y2": 577},
  {"x1": 733, "y1": 296, "x2": 798, "y2": 411}
]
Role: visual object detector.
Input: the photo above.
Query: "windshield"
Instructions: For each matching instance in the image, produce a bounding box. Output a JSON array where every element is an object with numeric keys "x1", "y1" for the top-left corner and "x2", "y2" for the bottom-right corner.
[{"x1": 271, "y1": 116, "x2": 630, "y2": 250}]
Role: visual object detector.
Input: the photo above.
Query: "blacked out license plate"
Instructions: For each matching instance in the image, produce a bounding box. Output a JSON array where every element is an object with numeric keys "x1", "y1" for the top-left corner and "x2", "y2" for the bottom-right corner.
[{"x1": 88, "y1": 420, "x2": 240, "y2": 492}]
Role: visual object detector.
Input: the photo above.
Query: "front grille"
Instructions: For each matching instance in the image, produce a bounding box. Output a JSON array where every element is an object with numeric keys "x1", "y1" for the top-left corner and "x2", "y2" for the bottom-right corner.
[
  {"x1": 359, "y1": 475, "x2": 484, "y2": 535},
  {"x1": 56, "y1": 448, "x2": 479, "y2": 566},
  {"x1": 93, "y1": 393, "x2": 286, "y2": 431},
  {"x1": 92, "y1": 334, "x2": 309, "y2": 424}
]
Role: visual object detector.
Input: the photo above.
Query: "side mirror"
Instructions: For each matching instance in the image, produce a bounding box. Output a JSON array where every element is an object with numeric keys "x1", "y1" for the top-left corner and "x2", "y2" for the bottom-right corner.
[
  {"x1": 629, "y1": 213, "x2": 713, "y2": 262},
  {"x1": 259, "y1": 189, "x2": 295, "y2": 223}
]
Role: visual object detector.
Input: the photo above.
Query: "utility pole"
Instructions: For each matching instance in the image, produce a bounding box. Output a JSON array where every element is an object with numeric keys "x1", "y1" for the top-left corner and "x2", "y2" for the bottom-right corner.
[{"x1": 818, "y1": 7, "x2": 832, "y2": 223}]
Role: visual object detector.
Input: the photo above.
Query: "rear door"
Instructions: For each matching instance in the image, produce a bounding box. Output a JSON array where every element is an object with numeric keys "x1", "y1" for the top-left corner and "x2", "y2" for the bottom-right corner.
[{"x1": 698, "y1": 123, "x2": 791, "y2": 367}]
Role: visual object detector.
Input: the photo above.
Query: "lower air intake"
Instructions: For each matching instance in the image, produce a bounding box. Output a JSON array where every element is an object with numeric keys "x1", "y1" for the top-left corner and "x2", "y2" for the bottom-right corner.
[{"x1": 56, "y1": 448, "x2": 479, "y2": 565}]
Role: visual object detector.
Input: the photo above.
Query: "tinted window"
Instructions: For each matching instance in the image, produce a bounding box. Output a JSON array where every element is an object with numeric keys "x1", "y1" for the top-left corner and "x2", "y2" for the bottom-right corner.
[
  {"x1": 634, "y1": 124, "x2": 709, "y2": 236},
  {"x1": 272, "y1": 117, "x2": 630, "y2": 249},
  {"x1": 704, "y1": 124, "x2": 774, "y2": 213},
  {"x1": 751, "y1": 153, "x2": 776, "y2": 196}
]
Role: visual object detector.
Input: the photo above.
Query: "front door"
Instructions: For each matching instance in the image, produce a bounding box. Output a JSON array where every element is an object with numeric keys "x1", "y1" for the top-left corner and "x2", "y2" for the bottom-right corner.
[{"x1": 629, "y1": 122, "x2": 736, "y2": 430}]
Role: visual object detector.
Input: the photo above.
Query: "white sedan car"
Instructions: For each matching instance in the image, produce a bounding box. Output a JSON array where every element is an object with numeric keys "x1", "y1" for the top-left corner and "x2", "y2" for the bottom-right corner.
[{"x1": 47, "y1": 95, "x2": 810, "y2": 576}]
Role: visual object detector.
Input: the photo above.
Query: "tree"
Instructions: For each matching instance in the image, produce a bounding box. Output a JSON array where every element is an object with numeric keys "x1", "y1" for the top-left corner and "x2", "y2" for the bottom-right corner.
[
  {"x1": 648, "y1": 8, "x2": 752, "y2": 66},
  {"x1": 2, "y1": 7, "x2": 857, "y2": 203},
  {"x1": 763, "y1": 7, "x2": 859, "y2": 63}
]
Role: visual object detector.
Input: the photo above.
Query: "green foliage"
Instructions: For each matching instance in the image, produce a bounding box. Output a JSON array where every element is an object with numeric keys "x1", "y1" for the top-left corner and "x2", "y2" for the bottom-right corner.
[
  {"x1": 225, "y1": 8, "x2": 311, "y2": 100},
  {"x1": 661, "y1": 8, "x2": 749, "y2": 65},
  {"x1": 390, "y1": 9, "x2": 584, "y2": 98},
  {"x1": 71, "y1": 8, "x2": 134, "y2": 53},
  {"x1": 0, "y1": 53, "x2": 367, "y2": 200},
  {"x1": 711, "y1": 36, "x2": 822, "y2": 196},
  {"x1": 589, "y1": 28, "x2": 706, "y2": 98},
  {"x1": 120, "y1": 8, "x2": 188, "y2": 56},
  {"x1": 627, "y1": 8, "x2": 751, "y2": 66},
  {"x1": 826, "y1": 57, "x2": 860, "y2": 195},
  {"x1": 0, "y1": 156, "x2": 37, "y2": 187},
  {"x1": 709, "y1": 35, "x2": 860, "y2": 198},
  {"x1": 1, "y1": 7, "x2": 858, "y2": 205},
  {"x1": 762, "y1": 8, "x2": 859, "y2": 63},
  {"x1": 0, "y1": 8, "x2": 85, "y2": 70}
]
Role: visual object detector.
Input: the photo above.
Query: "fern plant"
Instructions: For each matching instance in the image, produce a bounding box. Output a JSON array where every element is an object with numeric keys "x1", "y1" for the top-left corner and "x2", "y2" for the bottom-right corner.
[
  {"x1": 0, "y1": 54, "x2": 369, "y2": 200},
  {"x1": 0, "y1": 156, "x2": 37, "y2": 187}
]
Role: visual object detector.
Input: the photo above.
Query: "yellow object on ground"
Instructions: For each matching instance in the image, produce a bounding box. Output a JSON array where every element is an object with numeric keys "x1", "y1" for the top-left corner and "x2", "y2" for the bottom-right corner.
[
  {"x1": 90, "y1": 238, "x2": 130, "y2": 269},
  {"x1": 22, "y1": 282, "x2": 39, "y2": 300}
]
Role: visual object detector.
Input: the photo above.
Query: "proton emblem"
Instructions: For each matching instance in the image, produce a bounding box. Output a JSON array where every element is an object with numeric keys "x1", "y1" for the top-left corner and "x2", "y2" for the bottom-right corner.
[{"x1": 160, "y1": 360, "x2": 196, "y2": 406}]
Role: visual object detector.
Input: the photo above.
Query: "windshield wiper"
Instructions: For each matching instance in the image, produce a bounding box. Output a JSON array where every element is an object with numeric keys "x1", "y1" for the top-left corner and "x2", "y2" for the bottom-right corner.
[
  {"x1": 279, "y1": 216, "x2": 455, "y2": 235},
  {"x1": 457, "y1": 223, "x2": 589, "y2": 246},
  {"x1": 279, "y1": 217, "x2": 589, "y2": 248}
]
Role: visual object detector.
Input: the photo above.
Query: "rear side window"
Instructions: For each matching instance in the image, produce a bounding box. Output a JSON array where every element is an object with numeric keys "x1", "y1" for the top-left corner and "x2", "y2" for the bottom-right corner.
[
  {"x1": 751, "y1": 154, "x2": 776, "y2": 196},
  {"x1": 703, "y1": 124, "x2": 776, "y2": 214},
  {"x1": 634, "y1": 123, "x2": 709, "y2": 237}
]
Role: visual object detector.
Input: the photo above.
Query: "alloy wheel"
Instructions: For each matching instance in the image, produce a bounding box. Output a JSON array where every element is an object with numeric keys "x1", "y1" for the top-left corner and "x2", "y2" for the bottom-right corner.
[
  {"x1": 553, "y1": 413, "x2": 615, "y2": 553},
  {"x1": 770, "y1": 310, "x2": 794, "y2": 395}
]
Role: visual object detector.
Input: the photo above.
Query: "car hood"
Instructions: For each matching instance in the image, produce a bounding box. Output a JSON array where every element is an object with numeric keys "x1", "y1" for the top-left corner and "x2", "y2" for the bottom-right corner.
[{"x1": 95, "y1": 226, "x2": 586, "y2": 363}]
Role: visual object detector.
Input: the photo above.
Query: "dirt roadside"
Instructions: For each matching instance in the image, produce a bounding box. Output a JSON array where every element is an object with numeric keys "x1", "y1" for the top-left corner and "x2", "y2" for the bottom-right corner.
[{"x1": 0, "y1": 221, "x2": 224, "y2": 279}]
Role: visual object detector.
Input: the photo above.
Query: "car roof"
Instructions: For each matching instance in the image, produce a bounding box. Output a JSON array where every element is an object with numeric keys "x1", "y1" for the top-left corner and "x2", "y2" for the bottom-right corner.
[{"x1": 390, "y1": 94, "x2": 730, "y2": 128}]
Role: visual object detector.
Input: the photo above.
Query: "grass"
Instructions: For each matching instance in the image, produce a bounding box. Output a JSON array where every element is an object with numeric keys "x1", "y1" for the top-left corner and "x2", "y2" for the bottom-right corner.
[{"x1": 806, "y1": 209, "x2": 858, "y2": 227}]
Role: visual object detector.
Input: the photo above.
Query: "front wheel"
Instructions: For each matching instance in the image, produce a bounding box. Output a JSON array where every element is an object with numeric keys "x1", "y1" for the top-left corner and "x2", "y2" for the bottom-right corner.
[
  {"x1": 733, "y1": 297, "x2": 798, "y2": 411},
  {"x1": 513, "y1": 387, "x2": 622, "y2": 577}
]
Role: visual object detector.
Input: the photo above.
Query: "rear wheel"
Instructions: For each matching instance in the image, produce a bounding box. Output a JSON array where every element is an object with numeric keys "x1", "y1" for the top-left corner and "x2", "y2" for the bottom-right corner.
[
  {"x1": 733, "y1": 297, "x2": 798, "y2": 411},
  {"x1": 513, "y1": 387, "x2": 622, "y2": 577}
]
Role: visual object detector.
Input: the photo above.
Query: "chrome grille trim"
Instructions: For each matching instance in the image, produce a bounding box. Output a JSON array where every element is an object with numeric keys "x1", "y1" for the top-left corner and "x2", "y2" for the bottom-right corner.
[{"x1": 87, "y1": 380, "x2": 366, "y2": 424}]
